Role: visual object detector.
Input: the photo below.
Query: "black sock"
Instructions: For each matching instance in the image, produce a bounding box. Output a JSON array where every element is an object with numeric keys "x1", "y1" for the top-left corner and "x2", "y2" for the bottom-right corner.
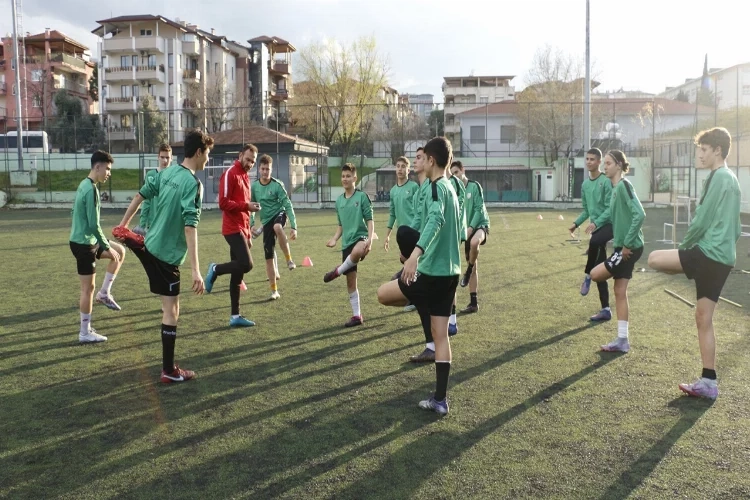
[
  {"x1": 418, "y1": 307, "x2": 433, "y2": 344},
  {"x1": 161, "y1": 324, "x2": 177, "y2": 372},
  {"x1": 451, "y1": 304, "x2": 456, "y2": 316},
  {"x1": 434, "y1": 361, "x2": 451, "y2": 401},
  {"x1": 701, "y1": 368, "x2": 717, "y2": 380},
  {"x1": 470, "y1": 292, "x2": 478, "y2": 306},
  {"x1": 466, "y1": 263, "x2": 474, "y2": 274}
]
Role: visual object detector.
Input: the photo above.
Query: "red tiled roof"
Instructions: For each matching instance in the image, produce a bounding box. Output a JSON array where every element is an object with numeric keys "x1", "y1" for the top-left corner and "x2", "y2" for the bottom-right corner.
[
  {"x1": 247, "y1": 35, "x2": 296, "y2": 51},
  {"x1": 171, "y1": 126, "x2": 324, "y2": 149},
  {"x1": 24, "y1": 30, "x2": 89, "y2": 50}
]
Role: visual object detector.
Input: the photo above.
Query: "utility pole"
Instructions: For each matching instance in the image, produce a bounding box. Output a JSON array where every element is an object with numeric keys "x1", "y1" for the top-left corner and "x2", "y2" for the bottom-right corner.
[
  {"x1": 11, "y1": 0, "x2": 24, "y2": 170},
  {"x1": 583, "y1": 0, "x2": 591, "y2": 152}
]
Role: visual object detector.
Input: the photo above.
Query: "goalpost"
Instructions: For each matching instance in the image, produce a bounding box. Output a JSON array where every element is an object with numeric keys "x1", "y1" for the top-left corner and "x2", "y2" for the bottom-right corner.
[{"x1": 656, "y1": 195, "x2": 695, "y2": 246}]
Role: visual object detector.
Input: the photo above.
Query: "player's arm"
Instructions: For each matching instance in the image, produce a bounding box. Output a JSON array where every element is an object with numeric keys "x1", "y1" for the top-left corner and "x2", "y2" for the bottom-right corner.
[
  {"x1": 181, "y1": 180, "x2": 204, "y2": 293},
  {"x1": 327, "y1": 225, "x2": 343, "y2": 247},
  {"x1": 278, "y1": 183, "x2": 297, "y2": 230},
  {"x1": 218, "y1": 171, "x2": 245, "y2": 213},
  {"x1": 593, "y1": 181, "x2": 613, "y2": 228},
  {"x1": 119, "y1": 193, "x2": 145, "y2": 228},
  {"x1": 121, "y1": 170, "x2": 159, "y2": 228},
  {"x1": 87, "y1": 189, "x2": 110, "y2": 251},
  {"x1": 415, "y1": 188, "x2": 445, "y2": 256},
  {"x1": 572, "y1": 187, "x2": 589, "y2": 230},
  {"x1": 624, "y1": 187, "x2": 646, "y2": 251},
  {"x1": 679, "y1": 177, "x2": 724, "y2": 249},
  {"x1": 468, "y1": 184, "x2": 483, "y2": 230},
  {"x1": 362, "y1": 194, "x2": 374, "y2": 252}
]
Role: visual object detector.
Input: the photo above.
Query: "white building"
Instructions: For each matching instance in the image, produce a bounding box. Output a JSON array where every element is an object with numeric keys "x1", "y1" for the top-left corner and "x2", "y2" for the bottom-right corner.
[
  {"x1": 405, "y1": 93, "x2": 435, "y2": 121},
  {"x1": 659, "y1": 62, "x2": 750, "y2": 110}
]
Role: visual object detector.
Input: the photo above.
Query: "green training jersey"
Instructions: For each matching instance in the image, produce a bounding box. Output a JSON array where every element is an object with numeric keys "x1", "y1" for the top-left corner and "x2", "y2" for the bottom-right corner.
[
  {"x1": 70, "y1": 178, "x2": 109, "y2": 250},
  {"x1": 139, "y1": 164, "x2": 203, "y2": 266},
  {"x1": 574, "y1": 172, "x2": 612, "y2": 228},
  {"x1": 464, "y1": 179, "x2": 490, "y2": 230},
  {"x1": 250, "y1": 178, "x2": 297, "y2": 229},
  {"x1": 449, "y1": 174, "x2": 467, "y2": 242},
  {"x1": 609, "y1": 178, "x2": 645, "y2": 249},
  {"x1": 679, "y1": 166, "x2": 742, "y2": 267},
  {"x1": 409, "y1": 179, "x2": 431, "y2": 231},
  {"x1": 416, "y1": 177, "x2": 462, "y2": 277},
  {"x1": 335, "y1": 189, "x2": 373, "y2": 249},
  {"x1": 138, "y1": 168, "x2": 159, "y2": 229},
  {"x1": 387, "y1": 179, "x2": 419, "y2": 230}
]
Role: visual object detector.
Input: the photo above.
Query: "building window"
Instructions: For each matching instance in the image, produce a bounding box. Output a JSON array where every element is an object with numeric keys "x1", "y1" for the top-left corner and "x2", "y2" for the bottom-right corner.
[
  {"x1": 31, "y1": 70, "x2": 43, "y2": 82},
  {"x1": 121, "y1": 55, "x2": 131, "y2": 68},
  {"x1": 140, "y1": 29, "x2": 153, "y2": 36},
  {"x1": 168, "y1": 83, "x2": 174, "y2": 97},
  {"x1": 32, "y1": 95, "x2": 42, "y2": 107},
  {"x1": 470, "y1": 126, "x2": 485, "y2": 144},
  {"x1": 132, "y1": 55, "x2": 138, "y2": 67},
  {"x1": 132, "y1": 84, "x2": 139, "y2": 98},
  {"x1": 743, "y1": 85, "x2": 750, "y2": 96},
  {"x1": 178, "y1": 113, "x2": 182, "y2": 128},
  {"x1": 169, "y1": 113, "x2": 174, "y2": 128},
  {"x1": 501, "y1": 125, "x2": 516, "y2": 144},
  {"x1": 215, "y1": 62, "x2": 219, "y2": 75},
  {"x1": 121, "y1": 114, "x2": 131, "y2": 128},
  {"x1": 121, "y1": 85, "x2": 131, "y2": 98},
  {"x1": 225, "y1": 63, "x2": 227, "y2": 77},
  {"x1": 11, "y1": 84, "x2": 15, "y2": 95},
  {"x1": 148, "y1": 84, "x2": 155, "y2": 97},
  {"x1": 480, "y1": 96, "x2": 489, "y2": 104},
  {"x1": 231, "y1": 66, "x2": 234, "y2": 81},
  {"x1": 178, "y1": 84, "x2": 183, "y2": 99},
  {"x1": 147, "y1": 55, "x2": 156, "y2": 68},
  {"x1": 168, "y1": 53, "x2": 174, "y2": 68}
]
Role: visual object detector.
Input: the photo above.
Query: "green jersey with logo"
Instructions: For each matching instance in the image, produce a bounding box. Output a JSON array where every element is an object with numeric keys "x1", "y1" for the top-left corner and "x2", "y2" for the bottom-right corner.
[
  {"x1": 70, "y1": 178, "x2": 109, "y2": 250},
  {"x1": 609, "y1": 179, "x2": 645, "y2": 249},
  {"x1": 464, "y1": 179, "x2": 490, "y2": 230},
  {"x1": 138, "y1": 168, "x2": 159, "y2": 229},
  {"x1": 250, "y1": 178, "x2": 297, "y2": 229},
  {"x1": 574, "y1": 172, "x2": 612, "y2": 228},
  {"x1": 387, "y1": 179, "x2": 419, "y2": 230},
  {"x1": 335, "y1": 189, "x2": 373, "y2": 249},
  {"x1": 416, "y1": 177, "x2": 461, "y2": 277}
]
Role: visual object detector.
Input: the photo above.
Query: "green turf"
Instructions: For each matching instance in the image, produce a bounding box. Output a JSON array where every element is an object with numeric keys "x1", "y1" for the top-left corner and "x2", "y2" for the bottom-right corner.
[
  {"x1": 0, "y1": 207, "x2": 749, "y2": 499},
  {"x1": 0, "y1": 169, "x2": 142, "y2": 192}
]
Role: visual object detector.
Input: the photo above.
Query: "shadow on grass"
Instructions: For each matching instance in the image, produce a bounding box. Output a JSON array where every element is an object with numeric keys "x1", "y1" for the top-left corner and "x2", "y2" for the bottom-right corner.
[{"x1": 597, "y1": 396, "x2": 714, "y2": 500}]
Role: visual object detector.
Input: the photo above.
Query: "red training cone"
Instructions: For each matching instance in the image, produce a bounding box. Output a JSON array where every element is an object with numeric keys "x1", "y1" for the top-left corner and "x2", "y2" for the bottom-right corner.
[{"x1": 302, "y1": 256, "x2": 314, "y2": 267}]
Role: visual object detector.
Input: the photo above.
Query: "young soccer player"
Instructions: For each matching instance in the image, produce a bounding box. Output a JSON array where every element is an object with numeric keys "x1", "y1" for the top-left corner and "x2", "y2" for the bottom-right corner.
[
  {"x1": 113, "y1": 129, "x2": 213, "y2": 383},
  {"x1": 134, "y1": 144, "x2": 172, "y2": 236},
  {"x1": 69, "y1": 150, "x2": 127, "y2": 343},
  {"x1": 445, "y1": 162, "x2": 466, "y2": 333},
  {"x1": 204, "y1": 144, "x2": 261, "y2": 326},
  {"x1": 323, "y1": 163, "x2": 374, "y2": 327},
  {"x1": 250, "y1": 154, "x2": 298, "y2": 300},
  {"x1": 570, "y1": 148, "x2": 614, "y2": 321},
  {"x1": 648, "y1": 127, "x2": 741, "y2": 399},
  {"x1": 590, "y1": 150, "x2": 645, "y2": 353},
  {"x1": 451, "y1": 160, "x2": 490, "y2": 313},
  {"x1": 377, "y1": 137, "x2": 461, "y2": 415}
]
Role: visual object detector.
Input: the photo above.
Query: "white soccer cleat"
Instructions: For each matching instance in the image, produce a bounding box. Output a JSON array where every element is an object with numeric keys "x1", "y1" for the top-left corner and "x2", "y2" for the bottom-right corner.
[
  {"x1": 95, "y1": 292, "x2": 122, "y2": 311},
  {"x1": 270, "y1": 290, "x2": 281, "y2": 300},
  {"x1": 79, "y1": 328, "x2": 107, "y2": 343}
]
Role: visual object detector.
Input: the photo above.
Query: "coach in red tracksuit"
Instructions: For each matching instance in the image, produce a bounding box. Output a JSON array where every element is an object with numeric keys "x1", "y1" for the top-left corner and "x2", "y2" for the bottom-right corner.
[{"x1": 205, "y1": 144, "x2": 261, "y2": 327}]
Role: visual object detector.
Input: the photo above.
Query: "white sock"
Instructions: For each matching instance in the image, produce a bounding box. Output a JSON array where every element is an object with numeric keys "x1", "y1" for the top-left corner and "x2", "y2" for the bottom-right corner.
[
  {"x1": 449, "y1": 313, "x2": 457, "y2": 325},
  {"x1": 604, "y1": 307, "x2": 611, "y2": 311},
  {"x1": 426, "y1": 342, "x2": 435, "y2": 351},
  {"x1": 349, "y1": 290, "x2": 361, "y2": 317},
  {"x1": 338, "y1": 256, "x2": 356, "y2": 276},
  {"x1": 80, "y1": 313, "x2": 91, "y2": 334},
  {"x1": 702, "y1": 377, "x2": 718, "y2": 387},
  {"x1": 100, "y1": 272, "x2": 116, "y2": 295},
  {"x1": 617, "y1": 320, "x2": 629, "y2": 339},
  {"x1": 231, "y1": 314, "x2": 240, "y2": 319},
  {"x1": 273, "y1": 252, "x2": 278, "y2": 274}
]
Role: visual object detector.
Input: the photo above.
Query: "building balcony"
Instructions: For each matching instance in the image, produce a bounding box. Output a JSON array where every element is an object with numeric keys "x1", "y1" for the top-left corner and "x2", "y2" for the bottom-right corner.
[
  {"x1": 135, "y1": 65, "x2": 166, "y2": 83},
  {"x1": 444, "y1": 123, "x2": 460, "y2": 134},
  {"x1": 182, "y1": 36, "x2": 200, "y2": 56},
  {"x1": 182, "y1": 98, "x2": 200, "y2": 109},
  {"x1": 54, "y1": 80, "x2": 89, "y2": 96},
  {"x1": 268, "y1": 59, "x2": 290, "y2": 75},
  {"x1": 0, "y1": 82, "x2": 6, "y2": 95},
  {"x1": 49, "y1": 53, "x2": 88, "y2": 73},
  {"x1": 106, "y1": 96, "x2": 138, "y2": 112},
  {"x1": 105, "y1": 65, "x2": 165, "y2": 83},
  {"x1": 103, "y1": 36, "x2": 165, "y2": 54},
  {"x1": 108, "y1": 126, "x2": 136, "y2": 141},
  {"x1": 270, "y1": 85, "x2": 291, "y2": 101},
  {"x1": 182, "y1": 69, "x2": 201, "y2": 83}
]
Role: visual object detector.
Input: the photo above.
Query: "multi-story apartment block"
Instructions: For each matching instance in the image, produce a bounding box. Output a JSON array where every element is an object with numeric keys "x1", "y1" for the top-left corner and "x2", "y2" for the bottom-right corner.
[
  {"x1": 443, "y1": 75, "x2": 516, "y2": 151},
  {"x1": 0, "y1": 29, "x2": 95, "y2": 132},
  {"x1": 247, "y1": 35, "x2": 295, "y2": 132},
  {"x1": 659, "y1": 60, "x2": 750, "y2": 110},
  {"x1": 405, "y1": 93, "x2": 435, "y2": 122}
]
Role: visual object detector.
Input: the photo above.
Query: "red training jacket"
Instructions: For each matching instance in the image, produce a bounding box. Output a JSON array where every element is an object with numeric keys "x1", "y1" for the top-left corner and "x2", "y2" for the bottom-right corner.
[{"x1": 218, "y1": 160, "x2": 251, "y2": 238}]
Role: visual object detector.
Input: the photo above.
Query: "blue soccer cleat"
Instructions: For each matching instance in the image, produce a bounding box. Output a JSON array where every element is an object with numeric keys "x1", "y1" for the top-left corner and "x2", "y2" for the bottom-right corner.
[
  {"x1": 230, "y1": 316, "x2": 256, "y2": 328},
  {"x1": 205, "y1": 263, "x2": 217, "y2": 293}
]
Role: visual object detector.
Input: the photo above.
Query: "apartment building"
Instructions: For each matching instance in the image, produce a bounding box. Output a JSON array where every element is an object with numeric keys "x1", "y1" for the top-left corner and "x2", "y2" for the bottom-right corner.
[
  {"x1": 0, "y1": 29, "x2": 95, "y2": 132},
  {"x1": 405, "y1": 93, "x2": 436, "y2": 121},
  {"x1": 247, "y1": 35, "x2": 295, "y2": 131},
  {"x1": 659, "y1": 61, "x2": 750, "y2": 110}
]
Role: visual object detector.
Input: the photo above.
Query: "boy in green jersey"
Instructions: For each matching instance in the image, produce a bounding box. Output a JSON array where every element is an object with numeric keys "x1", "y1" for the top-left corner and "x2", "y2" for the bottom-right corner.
[
  {"x1": 250, "y1": 154, "x2": 298, "y2": 300},
  {"x1": 451, "y1": 160, "x2": 490, "y2": 313},
  {"x1": 590, "y1": 150, "x2": 646, "y2": 354},
  {"x1": 384, "y1": 156, "x2": 418, "y2": 252},
  {"x1": 134, "y1": 143, "x2": 172, "y2": 236},
  {"x1": 377, "y1": 137, "x2": 461, "y2": 415},
  {"x1": 113, "y1": 129, "x2": 214, "y2": 384},
  {"x1": 648, "y1": 127, "x2": 741, "y2": 399},
  {"x1": 570, "y1": 148, "x2": 614, "y2": 322},
  {"x1": 323, "y1": 163, "x2": 374, "y2": 327},
  {"x1": 69, "y1": 150, "x2": 127, "y2": 343}
]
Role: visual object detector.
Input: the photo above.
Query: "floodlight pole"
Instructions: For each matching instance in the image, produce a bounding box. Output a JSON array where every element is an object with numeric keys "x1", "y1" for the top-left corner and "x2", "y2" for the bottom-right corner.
[
  {"x1": 11, "y1": 0, "x2": 24, "y2": 170},
  {"x1": 583, "y1": 0, "x2": 591, "y2": 152}
]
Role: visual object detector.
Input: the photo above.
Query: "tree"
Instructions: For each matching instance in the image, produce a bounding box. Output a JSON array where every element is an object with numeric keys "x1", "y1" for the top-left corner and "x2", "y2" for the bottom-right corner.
[
  {"x1": 294, "y1": 35, "x2": 389, "y2": 161},
  {"x1": 696, "y1": 86, "x2": 715, "y2": 107},
  {"x1": 514, "y1": 45, "x2": 599, "y2": 165},
  {"x1": 675, "y1": 89, "x2": 689, "y2": 102},
  {"x1": 185, "y1": 74, "x2": 246, "y2": 133},
  {"x1": 47, "y1": 90, "x2": 105, "y2": 152},
  {"x1": 135, "y1": 95, "x2": 168, "y2": 153},
  {"x1": 427, "y1": 109, "x2": 444, "y2": 137},
  {"x1": 89, "y1": 65, "x2": 99, "y2": 102}
]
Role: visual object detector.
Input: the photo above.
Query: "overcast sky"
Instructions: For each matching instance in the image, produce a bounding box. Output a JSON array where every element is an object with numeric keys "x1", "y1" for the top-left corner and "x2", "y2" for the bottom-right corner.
[{"x1": 4, "y1": 0, "x2": 747, "y2": 100}]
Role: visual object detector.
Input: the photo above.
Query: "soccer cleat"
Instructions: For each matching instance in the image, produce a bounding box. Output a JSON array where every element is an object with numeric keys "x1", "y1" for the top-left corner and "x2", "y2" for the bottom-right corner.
[
  {"x1": 403, "y1": 304, "x2": 417, "y2": 312},
  {"x1": 112, "y1": 225, "x2": 144, "y2": 251},
  {"x1": 460, "y1": 304, "x2": 478, "y2": 314},
  {"x1": 229, "y1": 316, "x2": 256, "y2": 327},
  {"x1": 344, "y1": 316, "x2": 363, "y2": 327},
  {"x1": 270, "y1": 290, "x2": 281, "y2": 300},
  {"x1": 323, "y1": 268, "x2": 341, "y2": 283},
  {"x1": 580, "y1": 275, "x2": 592, "y2": 296},
  {"x1": 95, "y1": 292, "x2": 122, "y2": 311},
  {"x1": 287, "y1": 260, "x2": 296, "y2": 271},
  {"x1": 678, "y1": 379, "x2": 718, "y2": 399},
  {"x1": 409, "y1": 348, "x2": 436, "y2": 363},
  {"x1": 418, "y1": 396, "x2": 449, "y2": 415},
  {"x1": 160, "y1": 365, "x2": 195, "y2": 384},
  {"x1": 600, "y1": 337, "x2": 630, "y2": 353},
  {"x1": 449, "y1": 323, "x2": 458, "y2": 336},
  {"x1": 79, "y1": 328, "x2": 107, "y2": 343},
  {"x1": 460, "y1": 264, "x2": 474, "y2": 288},
  {"x1": 205, "y1": 263, "x2": 217, "y2": 293},
  {"x1": 590, "y1": 308, "x2": 612, "y2": 322}
]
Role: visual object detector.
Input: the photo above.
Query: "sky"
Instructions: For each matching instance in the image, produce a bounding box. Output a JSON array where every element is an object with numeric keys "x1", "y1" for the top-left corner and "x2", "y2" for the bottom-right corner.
[{"x1": 3, "y1": 0, "x2": 748, "y2": 102}]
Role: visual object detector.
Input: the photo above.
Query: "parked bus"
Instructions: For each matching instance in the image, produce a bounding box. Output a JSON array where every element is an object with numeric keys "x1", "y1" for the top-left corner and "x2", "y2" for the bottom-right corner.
[{"x1": 0, "y1": 131, "x2": 50, "y2": 154}]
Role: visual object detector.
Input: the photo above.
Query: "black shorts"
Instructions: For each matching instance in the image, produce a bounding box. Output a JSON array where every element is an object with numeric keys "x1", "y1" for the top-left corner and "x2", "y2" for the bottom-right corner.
[
  {"x1": 70, "y1": 241, "x2": 106, "y2": 276},
  {"x1": 464, "y1": 227, "x2": 489, "y2": 260},
  {"x1": 132, "y1": 246, "x2": 181, "y2": 296},
  {"x1": 342, "y1": 237, "x2": 368, "y2": 275},
  {"x1": 604, "y1": 246, "x2": 644, "y2": 280},
  {"x1": 262, "y1": 212, "x2": 287, "y2": 260},
  {"x1": 679, "y1": 246, "x2": 733, "y2": 302},
  {"x1": 397, "y1": 225, "x2": 420, "y2": 261},
  {"x1": 398, "y1": 274, "x2": 459, "y2": 317}
]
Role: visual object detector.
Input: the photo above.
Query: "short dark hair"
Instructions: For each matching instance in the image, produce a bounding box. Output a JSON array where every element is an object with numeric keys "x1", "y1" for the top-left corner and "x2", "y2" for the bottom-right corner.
[
  {"x1": 423, "y1": 137, "x2": 453, "y2": 169},
  {"x1": 451, "y1": 160, "x2": 464, "y2": 170},
  {"x1": 342, "y1": 162, "x2": 356, "y2": 175},
  {"x1": 606, "y1": 149, "x2": 630, "y2": 173},
  {"x1": 90, "y1": 150, "x2": 113, "y2": 168},
  {"x1": 259, "y1": 154, "x2": 273, "y2": 165},
  {"x1": 183, "y1": 129, "x2": 214, "y2": 159},
  {"x1": 241, "y1": 143, "x2": 258, "y2": 155},
  {"x1": 586, "y1": 148, "x2": 602, "y2": 159},
  {"x1": 416, "y1": 147, "x2": 424, "y2": 153},
  {"x1": 158, "y1": 144, "x2": 172, "y2": 154},
  {"x1": 395, "y1": 156, "x2": 410, "y2": 167},
  {"x1": 695, "y1": 127, "x2": 731, "y2": 159}
]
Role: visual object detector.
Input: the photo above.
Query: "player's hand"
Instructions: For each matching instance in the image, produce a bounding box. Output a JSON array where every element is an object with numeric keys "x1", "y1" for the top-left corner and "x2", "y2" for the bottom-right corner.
[
  {"x1": 247, "y1": 237, "x2": 253, "y2": 249},
  {"x1": 326, "y1": 238, "x2": 337, "y2": 248},
  {"x1": 364, "y1": 240, "x2": 373, "y2": 256},
  {"x1": 384, "y1": 236, "x2": 390, "y2": 252},
  {"x1": 401, "y1": 256, "x2": 418, "y2": 285},
  {"x1": 568, "y1": 224, "x2": 577, "y2": 233},
  {"x1": 247, "y1": 202, "x2": 261, "y2": 212},
  {"x1": 289, "y1": 228, "x2": 297, "y2": 241},
  {"x1": 622, "y1": 247, "x2": 633, "y2": 260},
  {"x1": 192, "y1": 270, "x2": 205, "y2": 295},
  {"x1": 585, "y1": 223, "x2": 597, "y2": 235}
]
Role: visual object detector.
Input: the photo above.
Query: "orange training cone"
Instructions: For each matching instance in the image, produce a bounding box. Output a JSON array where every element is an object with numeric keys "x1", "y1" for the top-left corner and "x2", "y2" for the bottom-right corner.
[
  {"x1": 240, "y1": 280, "x2": 247, "y2": 291},
  {"x1": 302, "y1": 256, "x2": 314, "y2": 267}
]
